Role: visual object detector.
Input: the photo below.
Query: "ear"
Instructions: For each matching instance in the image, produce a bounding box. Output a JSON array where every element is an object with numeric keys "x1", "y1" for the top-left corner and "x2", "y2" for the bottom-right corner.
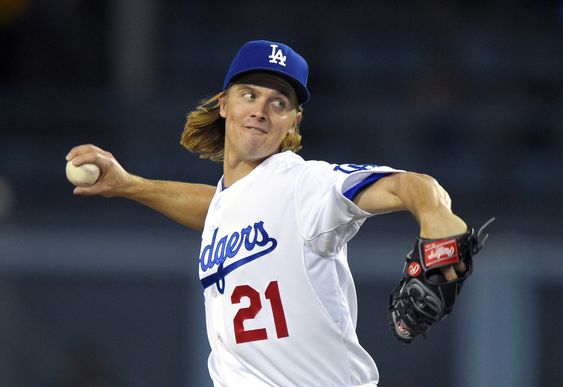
[
  {"x1": 219, "y1": 92, "x2": 227, "y2": 118},
  {"x1": 289, "y1": 111, "x2": 302, "y2": 133}
]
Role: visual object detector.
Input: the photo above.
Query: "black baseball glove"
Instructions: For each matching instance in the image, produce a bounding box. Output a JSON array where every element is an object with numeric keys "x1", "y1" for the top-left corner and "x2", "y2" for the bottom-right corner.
[{"x1": 388, "y1": 218, "x2": 494, "y2": 343}]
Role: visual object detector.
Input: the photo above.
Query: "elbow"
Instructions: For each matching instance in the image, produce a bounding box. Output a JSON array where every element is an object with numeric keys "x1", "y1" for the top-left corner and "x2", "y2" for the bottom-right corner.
[{"x1": 400, "y1": 172, "x2": 452, "y2": 213}]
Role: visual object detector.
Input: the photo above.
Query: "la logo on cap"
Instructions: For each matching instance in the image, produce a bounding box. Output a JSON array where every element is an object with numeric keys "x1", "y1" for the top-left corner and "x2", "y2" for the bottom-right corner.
[
  {"x1": 222, "y1": 40, "x2": 310, "y2": 104},
  {"x1": 268, "y1": 44, "x2": 287, "y2": 66}
]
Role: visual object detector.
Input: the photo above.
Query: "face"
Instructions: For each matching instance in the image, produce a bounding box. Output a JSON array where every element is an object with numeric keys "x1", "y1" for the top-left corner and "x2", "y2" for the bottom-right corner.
[{"x1": 219, "y1": 73, "x2": 302, "y2": 164}]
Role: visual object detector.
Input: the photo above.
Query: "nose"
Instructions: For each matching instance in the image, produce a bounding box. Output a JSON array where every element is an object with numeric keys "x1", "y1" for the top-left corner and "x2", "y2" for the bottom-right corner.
[
  {"x1": 250, "y1": 100, "x2": 268, "y2": 121},
  {"x1": 251, "y1": 113, "x2": 266, "y2": 122}
]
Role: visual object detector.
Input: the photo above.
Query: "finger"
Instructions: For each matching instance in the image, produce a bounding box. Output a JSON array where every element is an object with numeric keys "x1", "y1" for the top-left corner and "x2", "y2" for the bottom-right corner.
[
  {"x1": 69, "y1": 151, "x2": 107, "y2": 168},
  {"x1": 66, "y1": 144, "x2": 106, "y2": 161},
  {"x1": 454, "y1": 261, "x2": 467, "y2": 274},
  {"x1": 441, "y1": 266, "x2": 458, "y2": 282},
  {"x1": 66, "y1": 144, "x2": 92, "y2": 160}
]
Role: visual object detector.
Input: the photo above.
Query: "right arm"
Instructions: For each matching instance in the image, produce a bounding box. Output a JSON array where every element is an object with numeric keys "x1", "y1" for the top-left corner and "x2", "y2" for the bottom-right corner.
[{"x1": 66, "y1": 144, "x2": 215, "y2": 232}]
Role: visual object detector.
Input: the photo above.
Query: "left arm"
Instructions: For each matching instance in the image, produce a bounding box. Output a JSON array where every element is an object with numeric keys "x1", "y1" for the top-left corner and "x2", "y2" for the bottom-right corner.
[
  {"x1": 352, "y1": 172, "x2": 467, "y2": 237},
  {"x1": 353, "y1": 172, "x2": 467, "y2": 279}
]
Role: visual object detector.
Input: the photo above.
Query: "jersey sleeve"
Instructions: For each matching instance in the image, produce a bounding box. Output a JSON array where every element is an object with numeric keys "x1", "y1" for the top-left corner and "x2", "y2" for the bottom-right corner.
[{"x1": 295, "y1": 161, "x2": 403, "y2": 256}]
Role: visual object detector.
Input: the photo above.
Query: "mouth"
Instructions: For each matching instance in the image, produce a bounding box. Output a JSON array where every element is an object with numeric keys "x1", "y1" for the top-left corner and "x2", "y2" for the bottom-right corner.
[{"x1": 243, "y1": 125, "x2": 268, "y2": 134}]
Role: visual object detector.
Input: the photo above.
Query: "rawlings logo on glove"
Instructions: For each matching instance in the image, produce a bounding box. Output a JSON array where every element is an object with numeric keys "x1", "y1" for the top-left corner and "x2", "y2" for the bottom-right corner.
[
  {"x1": 388, "y1": 218, "x2": 494, "y2": 344},
  {"x1": 424, "y1": 240, "x2": 458, "y2": 267}
]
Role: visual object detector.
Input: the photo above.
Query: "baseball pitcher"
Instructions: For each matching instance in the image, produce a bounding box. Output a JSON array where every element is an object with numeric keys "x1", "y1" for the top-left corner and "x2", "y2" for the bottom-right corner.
[{"x1": 67, "y1": 40, "x2": 491, "y2": 386}]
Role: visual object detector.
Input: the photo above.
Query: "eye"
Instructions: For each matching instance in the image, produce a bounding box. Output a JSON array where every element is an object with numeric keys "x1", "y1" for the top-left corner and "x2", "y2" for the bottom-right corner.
[
  {"x1": 272, "y1": 99, "x2": 286, "y2": 110},
  {"x1": 241, "y1": 91, "x2": 255, "y2": 101}
]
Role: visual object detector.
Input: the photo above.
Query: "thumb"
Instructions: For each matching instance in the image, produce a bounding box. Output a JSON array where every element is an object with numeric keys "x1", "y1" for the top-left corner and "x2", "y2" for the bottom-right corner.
[{"x1": 73, "y1": 184, "x2": 103, "y2": 196}]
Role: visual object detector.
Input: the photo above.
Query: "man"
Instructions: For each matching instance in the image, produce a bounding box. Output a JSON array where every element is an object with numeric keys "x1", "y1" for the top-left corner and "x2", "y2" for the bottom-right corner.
[{"x1": 67, "y1": 40, "x2": 471, "y2": 386}]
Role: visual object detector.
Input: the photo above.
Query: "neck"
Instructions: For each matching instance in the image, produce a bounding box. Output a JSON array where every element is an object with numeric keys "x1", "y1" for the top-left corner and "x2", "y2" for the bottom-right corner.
[{"x1": 222, "y1": 154, "x2": 267, "y2": 187}]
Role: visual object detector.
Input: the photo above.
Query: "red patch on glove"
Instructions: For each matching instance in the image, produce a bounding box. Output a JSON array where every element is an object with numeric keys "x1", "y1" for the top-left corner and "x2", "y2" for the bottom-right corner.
[
  {"x1": 407, "y1": 261, "x2": 422, "y2": 277},
  {"x1": 423, "y1": 239, "x2": 459, "y2": 268}
]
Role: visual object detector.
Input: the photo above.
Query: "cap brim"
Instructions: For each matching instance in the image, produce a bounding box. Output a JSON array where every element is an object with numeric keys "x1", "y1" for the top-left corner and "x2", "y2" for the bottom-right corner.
[{"x1": 226, "y1": 67, "x2": 309, "y2": 105}]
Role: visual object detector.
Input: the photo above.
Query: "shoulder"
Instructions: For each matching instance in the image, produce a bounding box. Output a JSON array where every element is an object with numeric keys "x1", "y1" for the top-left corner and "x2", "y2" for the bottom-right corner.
[
  {"x1": 267, "y1": 152, "x2": 403, "y2": 189},
  {"x1": 302, "y1": 160, "x2": 402, "y2": 181},
  {"x1": 263, "y1": 150, "x2": 306, "y2": 171}
]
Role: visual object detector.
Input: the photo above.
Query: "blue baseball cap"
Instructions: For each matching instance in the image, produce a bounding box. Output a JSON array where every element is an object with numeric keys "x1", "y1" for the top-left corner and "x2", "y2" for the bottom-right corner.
[{"x1": 223, "y1": 40, "x2": 310, "y2": 105}]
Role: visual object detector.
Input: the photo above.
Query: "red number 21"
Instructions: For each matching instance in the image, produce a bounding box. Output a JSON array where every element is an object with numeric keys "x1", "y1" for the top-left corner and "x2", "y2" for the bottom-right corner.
[{"x1": 231, "y1": 280, "x2": 289, "y2": 344}]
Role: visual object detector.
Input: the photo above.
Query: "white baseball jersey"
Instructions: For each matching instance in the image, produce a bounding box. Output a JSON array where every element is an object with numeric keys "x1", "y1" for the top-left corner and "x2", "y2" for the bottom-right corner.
[{"x1": 198, "y1": 151, "x2": 401, "y2": 387}]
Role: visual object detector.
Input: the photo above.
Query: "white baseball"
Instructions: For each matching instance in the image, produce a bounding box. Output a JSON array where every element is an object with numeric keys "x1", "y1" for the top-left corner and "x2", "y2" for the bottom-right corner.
[{"x1": 66, "y1": 161, "x2": 101, "y2": 187}]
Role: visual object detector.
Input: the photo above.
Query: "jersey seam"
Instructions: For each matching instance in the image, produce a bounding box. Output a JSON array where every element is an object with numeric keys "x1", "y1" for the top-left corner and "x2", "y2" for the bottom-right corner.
[
  {"x1": 301, "y1": 242, "x2": 345, "y2": 330},
  {"x1": 299, "y1": 169, "x2": 375, "y2": 243},
  {"x1": 294, "y1": 159, "x2": 351, "y2": 333}
]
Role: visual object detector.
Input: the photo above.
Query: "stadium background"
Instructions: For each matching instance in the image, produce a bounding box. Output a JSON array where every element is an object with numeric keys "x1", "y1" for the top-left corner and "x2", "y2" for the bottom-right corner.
[{"x1": 1, "y1": 1, "x2": 562, "y2": 386}]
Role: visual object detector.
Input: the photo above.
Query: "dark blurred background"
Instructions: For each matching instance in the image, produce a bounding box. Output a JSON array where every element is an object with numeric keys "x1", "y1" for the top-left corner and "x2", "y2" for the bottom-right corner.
[{"x1": 0, "y1": 1, "x2": 561, "y2": 386}]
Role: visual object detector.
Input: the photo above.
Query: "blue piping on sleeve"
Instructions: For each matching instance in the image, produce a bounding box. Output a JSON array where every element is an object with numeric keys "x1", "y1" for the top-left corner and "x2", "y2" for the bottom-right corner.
[{"x1": 343, "y1": 173, "x2": 392, "y2": 201}]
